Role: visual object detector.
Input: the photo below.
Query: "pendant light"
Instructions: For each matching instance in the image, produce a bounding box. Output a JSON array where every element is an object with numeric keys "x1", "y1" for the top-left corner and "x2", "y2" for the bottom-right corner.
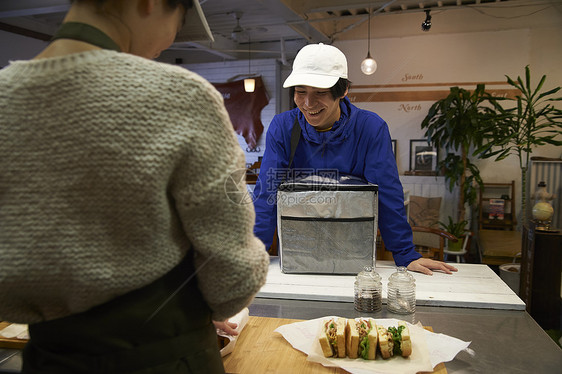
[
  {"x1": 244, "y1": 35, "x2": 255, "y2": 92},
  {"x1": 360, "y1": 3, "x2": 377, "y2": 75}
]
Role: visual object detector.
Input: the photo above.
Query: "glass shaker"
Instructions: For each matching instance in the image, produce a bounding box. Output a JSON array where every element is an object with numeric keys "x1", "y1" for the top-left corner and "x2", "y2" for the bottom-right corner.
[
  {"x1": 387, "y1": 266, "x2": 416, "y2": 314},
  {"x1": 354, "y1": 266, "x2": 382, "y2": 313}
]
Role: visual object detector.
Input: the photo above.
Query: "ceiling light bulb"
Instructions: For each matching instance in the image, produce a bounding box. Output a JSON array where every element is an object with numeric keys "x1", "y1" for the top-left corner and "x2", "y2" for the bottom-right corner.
[{"x1": 361, "y1": 53, "x2": 377, "y2": 75}]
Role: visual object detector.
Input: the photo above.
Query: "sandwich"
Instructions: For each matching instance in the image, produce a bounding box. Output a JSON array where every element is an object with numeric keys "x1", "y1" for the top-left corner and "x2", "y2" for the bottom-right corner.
[
  {"x1": 376, "y1": 324, "x2": 394, "y2": 359},
  {"x1": 318, "y1": 318, "x2": 346, "y2": 358},
  {"x1": 346, "y1": 318, "x2": 377, "y2": 359},
  {"x1": 388, "y1": 321, "x2": 412, "y2": 358},
  {"x1": 378, "y1": 321, "x2": 412, "y2": 359}
]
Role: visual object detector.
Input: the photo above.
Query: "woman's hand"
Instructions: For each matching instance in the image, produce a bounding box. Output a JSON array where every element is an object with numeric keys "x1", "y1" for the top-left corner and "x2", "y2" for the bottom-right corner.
[
  {"x1": 214, "y1": 320, "x2": 239, "y2": 336},
  {"x1": 406, "y1": 258, "x2": 458, "y2": 275}
]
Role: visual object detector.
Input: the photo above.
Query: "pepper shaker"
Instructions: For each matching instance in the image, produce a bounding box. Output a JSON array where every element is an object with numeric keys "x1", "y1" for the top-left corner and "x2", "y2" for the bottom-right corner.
[{"x1": 354, "y1": 266, "x2": 382, "y2": 313}]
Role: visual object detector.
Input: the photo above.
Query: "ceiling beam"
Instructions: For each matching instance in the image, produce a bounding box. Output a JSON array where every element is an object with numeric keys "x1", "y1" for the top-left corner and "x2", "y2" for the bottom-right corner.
[
  {"x1": 306, "y1": 1, "x2": 398, "y2": 14},
  {"x1": 0, "y1": 21, "x2": 51, "y2": 41},
  {"x1": 172, "y1": 33, "x2": 241, "y2": 60},
  {"x1": 260, "y1": 0, "x2": 331, "y2": 43}
]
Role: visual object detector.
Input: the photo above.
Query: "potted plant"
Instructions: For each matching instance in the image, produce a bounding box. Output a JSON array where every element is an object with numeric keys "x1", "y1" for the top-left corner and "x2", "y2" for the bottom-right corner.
[
  {"x1": 438, "y1": 216, "x2": 469, "y2": 252},
  {"x1": 475, "y1": 66, "x2": 562, "y2": 226},
  {"x1": 421, "y1": 85, "x2": 490, "y2": 223}
]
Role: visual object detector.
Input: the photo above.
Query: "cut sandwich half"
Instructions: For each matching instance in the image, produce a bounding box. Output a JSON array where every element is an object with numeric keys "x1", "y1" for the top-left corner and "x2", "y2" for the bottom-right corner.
[
  {"x1": 357, "y1": 318, "x2": 377, "y2": 360},
  {"x1": 335, "y1": 318, "x2": 347, "y2": 358},
  {"x1": 388, "y1": 321, "x2": 412, "y2": 358},
  {"x1": 345, "y1": 319, "x2": 359, "y2": 359},
  {"x1": 376, "y1": 325, "x2": 394, "y2": 359},
  {"x1": 318, "y1": 318, "x2": 346, "y2": 358},
  {"x1": 398, "y1": 321, "x2": 412, "y2": 357},
  {"x1": 347, "y1": 318, "x2": 377, "y2": 359}
]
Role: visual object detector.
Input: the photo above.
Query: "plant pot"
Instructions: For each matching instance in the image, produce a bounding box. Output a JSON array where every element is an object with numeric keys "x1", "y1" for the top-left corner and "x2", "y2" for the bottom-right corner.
[
  {"x1": 447, "y1": 237, "x2": 464, "y2": 252},
  {"x1": 499, "y1": 263, "x2": 520, "y2": 295}
]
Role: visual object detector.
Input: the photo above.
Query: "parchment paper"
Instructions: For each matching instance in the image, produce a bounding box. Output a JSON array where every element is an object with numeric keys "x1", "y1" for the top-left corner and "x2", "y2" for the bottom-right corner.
[
  {"x1": 274, "y1": 317, "x2": 471, "y2": 374},
  {"x1": 0, "y1": 323, "x2": 28, "y2": 340},
  {"x1": 218, "y1": 308, "x2": 250, "y2": 357}
]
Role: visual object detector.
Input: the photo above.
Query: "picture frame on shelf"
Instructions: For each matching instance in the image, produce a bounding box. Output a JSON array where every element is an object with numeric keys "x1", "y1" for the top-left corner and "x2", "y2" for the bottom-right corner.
[{"x1": 409, "y1": 139, "x2": 438, "y2": 174}]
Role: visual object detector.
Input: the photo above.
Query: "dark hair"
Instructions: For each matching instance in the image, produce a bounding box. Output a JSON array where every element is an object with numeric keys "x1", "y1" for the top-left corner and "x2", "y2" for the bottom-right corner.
[
  {"x1": 168, "y1": 0, "x2": 194, "y2": 10},
  {"x1": 289, "y1": 78, "x2": 351, "y2": 101},
  {"x1": 330, "y1": 78, "x2": 351, "y2": 99}
]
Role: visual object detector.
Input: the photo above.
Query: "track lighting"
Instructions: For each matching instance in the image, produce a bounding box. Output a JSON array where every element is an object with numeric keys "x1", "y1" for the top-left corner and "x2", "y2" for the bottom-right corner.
[{"x1": 421, "y1": 10, "x2": 432, "y2": 32}]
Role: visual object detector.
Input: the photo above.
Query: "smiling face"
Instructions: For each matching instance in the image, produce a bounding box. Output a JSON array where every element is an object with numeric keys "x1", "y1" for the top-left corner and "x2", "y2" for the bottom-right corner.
[{"x1": 293, "y1": 85, "x2": 347, "y2": 130}]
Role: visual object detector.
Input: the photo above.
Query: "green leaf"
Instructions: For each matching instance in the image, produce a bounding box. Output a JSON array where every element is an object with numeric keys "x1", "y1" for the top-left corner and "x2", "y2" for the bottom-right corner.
[
  {"x1": 360, "y1": 337, "x2": 369, "y2": 360},
  {"x1": 533, "y1": 74, "x2": 547, "y2": 98},
  {"x1": 525, "y1": 65, "x2": 531, "y2": 93},
  {"x1": 537, "y1": 87, "x2": 561, "y2": 99}
]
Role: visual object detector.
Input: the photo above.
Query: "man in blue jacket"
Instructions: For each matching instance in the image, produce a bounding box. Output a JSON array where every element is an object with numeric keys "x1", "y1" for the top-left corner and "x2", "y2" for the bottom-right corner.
[{"x1": 253, "y1": 43, "x2": 456, "y2": 275}]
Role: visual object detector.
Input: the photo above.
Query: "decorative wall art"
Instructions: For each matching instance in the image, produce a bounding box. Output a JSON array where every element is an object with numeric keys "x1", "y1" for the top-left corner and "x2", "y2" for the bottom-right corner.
[{"x1": 409, "y1": 139, "x2": 438, "y2": 174}]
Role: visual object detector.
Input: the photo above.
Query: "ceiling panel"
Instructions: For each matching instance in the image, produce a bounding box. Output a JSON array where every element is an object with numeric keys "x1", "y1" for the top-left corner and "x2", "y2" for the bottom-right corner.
[{"x1": 0, "y1": 0, "x2": 559, "y2": 64}]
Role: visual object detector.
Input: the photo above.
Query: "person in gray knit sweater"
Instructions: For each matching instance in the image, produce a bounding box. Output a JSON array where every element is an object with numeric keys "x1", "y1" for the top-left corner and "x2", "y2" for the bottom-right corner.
[{"x1": 0, "y1": 0, "x2": 269, "y2": 373}]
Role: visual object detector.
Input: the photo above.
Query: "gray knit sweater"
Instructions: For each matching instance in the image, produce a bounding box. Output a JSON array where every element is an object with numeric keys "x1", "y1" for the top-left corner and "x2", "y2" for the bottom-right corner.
[{"x1": 0, "y1": 50, "x2": 269, "y2": 323}]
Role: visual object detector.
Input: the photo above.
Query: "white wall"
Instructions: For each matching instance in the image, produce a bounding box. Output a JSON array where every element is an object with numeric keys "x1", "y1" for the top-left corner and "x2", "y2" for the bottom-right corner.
[{"x1": 333, "y1": 27, "x2": 562, "y2": 221}]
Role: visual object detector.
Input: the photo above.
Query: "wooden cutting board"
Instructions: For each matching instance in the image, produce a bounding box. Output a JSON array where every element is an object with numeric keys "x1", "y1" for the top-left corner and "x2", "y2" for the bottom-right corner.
[
  {"x1": 0, "y1": 322, "x2": 28, "y2": 349},
  {"x1": 222, "y1": 316, "x2": 447, "y2": 374},
  {"x1": 1, "y1": 317, "x2": 447, "y2": 373}
]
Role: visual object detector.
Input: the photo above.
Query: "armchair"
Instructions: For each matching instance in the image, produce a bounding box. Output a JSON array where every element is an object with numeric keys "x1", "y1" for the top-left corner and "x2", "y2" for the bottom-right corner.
[
  {"x1": 376, "y1": 226, "x2": 459, "y2": 262},
  {"x1": 411, "y1": 226, "x2": 458, "y2": 261}
]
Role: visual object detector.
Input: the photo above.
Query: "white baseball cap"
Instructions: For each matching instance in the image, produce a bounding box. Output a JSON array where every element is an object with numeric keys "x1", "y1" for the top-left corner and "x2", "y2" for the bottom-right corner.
[
  {"x1": 283, "y1": 43, "x2": 348, "y2": 88},
  {"x1": 176, "y1": 0, "x2": 214, "y2": 42}
]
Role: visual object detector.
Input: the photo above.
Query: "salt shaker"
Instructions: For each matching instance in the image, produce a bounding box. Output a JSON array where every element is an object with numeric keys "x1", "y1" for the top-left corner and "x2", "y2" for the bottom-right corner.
[
  {"x1": 354, "y1": 266, "x2": 382, "y2": 313},
  {"x1": 387, "y1": 266, "x2": 416, "y2": 314}
]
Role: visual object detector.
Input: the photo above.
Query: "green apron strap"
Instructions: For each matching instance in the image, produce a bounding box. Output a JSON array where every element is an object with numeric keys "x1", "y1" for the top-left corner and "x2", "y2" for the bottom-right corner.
[{"x1": 51, "y1": 22, "x2": 121, "y2": 52}]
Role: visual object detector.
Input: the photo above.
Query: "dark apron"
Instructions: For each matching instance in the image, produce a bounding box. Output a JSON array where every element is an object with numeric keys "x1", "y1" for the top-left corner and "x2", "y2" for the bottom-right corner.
[{"x1": 22, "y1": 252, "x2": 225, "y2": 374}]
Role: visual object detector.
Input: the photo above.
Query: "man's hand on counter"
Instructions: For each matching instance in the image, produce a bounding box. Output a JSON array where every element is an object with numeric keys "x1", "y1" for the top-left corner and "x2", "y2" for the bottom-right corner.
[{"x1": 407, "y1": 258, "x2": 458, "y2": 275}]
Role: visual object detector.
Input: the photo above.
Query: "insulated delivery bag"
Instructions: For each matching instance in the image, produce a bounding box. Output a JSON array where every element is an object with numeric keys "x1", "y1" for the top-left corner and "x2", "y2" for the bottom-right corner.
[{"x1": 276, "y1": 174, "x2": 378, "y2": 274}]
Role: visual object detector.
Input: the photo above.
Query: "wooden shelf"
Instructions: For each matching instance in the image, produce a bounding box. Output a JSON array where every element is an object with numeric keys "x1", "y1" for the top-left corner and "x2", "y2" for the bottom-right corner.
[
  {"x1": 479, "y1": 181, "x2": 516, "y2": 231},
  {"x1": 480, "y1": 213, "x2": 514, "y2": 228}
]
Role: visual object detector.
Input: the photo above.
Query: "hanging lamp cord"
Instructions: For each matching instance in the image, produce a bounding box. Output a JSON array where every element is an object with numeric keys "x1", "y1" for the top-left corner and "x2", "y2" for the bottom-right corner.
[{"x1": 367, "y1": 5, "x2": 371, "y2": 54}]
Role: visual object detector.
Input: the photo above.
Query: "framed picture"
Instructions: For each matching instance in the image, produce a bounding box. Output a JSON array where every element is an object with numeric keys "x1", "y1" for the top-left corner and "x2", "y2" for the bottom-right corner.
[
  {"x1": 391, "y1": 139, "x2": 397, "y2": 161},
  {"x1": 409, "y1": 139, "x2": 438, "y2": 172}
]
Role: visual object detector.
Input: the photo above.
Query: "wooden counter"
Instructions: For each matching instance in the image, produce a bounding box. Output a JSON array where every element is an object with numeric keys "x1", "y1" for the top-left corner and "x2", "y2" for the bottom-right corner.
[
  {"x1": 222, "y1": 316, "x2": 446, "y2": 374},
  {"x1": 0, "y1": 322, "x2": 26, "y2": 349}
]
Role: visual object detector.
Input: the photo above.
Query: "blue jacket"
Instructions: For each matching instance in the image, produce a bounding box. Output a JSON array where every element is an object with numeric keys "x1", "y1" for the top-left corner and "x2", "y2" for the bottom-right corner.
[{"x1": 253, "y1": 97, "x2": 421, "y2": 267}]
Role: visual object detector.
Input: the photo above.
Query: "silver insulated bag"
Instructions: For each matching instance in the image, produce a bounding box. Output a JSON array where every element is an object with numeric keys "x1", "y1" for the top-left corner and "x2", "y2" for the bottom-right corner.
[{"x1": 276, "y1": 174, "x2": 378, "y2": 274}]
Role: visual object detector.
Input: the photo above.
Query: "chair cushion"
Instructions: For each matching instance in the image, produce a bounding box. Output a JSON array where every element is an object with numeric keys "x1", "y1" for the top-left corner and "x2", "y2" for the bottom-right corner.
[{"x1": 408, "y1": 196, "x2": 441, "y2": 228}]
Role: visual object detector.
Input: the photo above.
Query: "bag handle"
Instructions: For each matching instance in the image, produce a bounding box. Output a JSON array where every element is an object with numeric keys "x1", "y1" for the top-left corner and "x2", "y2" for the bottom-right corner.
[{"x1": 288, "y1": 115, "x2": 301, "y2": 169}]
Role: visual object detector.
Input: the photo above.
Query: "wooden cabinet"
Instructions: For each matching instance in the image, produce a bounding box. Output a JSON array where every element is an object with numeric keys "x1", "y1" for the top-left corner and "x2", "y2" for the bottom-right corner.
[
  {"x1": 478, "y1": 181, "x2": 516, "y2": 230},
  {"x1": 520, "y1": 224, "x2": 562, "y2": 330}
]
